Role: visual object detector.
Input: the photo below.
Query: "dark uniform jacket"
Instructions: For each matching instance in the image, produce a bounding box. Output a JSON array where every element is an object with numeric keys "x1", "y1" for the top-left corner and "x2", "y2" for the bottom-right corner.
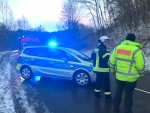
[{"x1": 91, "y1": 43, "x2": 110, "y2": 72}]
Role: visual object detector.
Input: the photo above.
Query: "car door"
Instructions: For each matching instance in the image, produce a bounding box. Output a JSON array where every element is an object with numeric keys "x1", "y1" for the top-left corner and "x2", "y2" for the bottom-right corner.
[
  {"x1": 48, "y1": 48, "x2": 71, "y2": 78},
  {"x1": 29, "y1": 47, "x2": 50, "y2": 76}
]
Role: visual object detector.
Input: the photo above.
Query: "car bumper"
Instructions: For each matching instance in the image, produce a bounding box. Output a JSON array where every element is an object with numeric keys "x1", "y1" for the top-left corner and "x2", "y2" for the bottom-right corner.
[{"x1": 89, "y1": 71, "x2": 96, "y2": 83}]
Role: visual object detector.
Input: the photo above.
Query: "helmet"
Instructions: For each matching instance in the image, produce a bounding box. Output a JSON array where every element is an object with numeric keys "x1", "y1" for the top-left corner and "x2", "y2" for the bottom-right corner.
[{"x1": 99, "y1": 36, "x2": 109, "y2": 42}]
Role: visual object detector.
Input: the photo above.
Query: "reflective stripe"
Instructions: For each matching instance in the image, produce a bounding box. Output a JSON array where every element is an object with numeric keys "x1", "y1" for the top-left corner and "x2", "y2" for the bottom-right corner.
[
  {"x1": 138, "y1": 71, "x2": 145, "y2": 75},
  {"x1": 96, "y1": 52, "x2": 99, "y2": 68},
  {"x1": 138, "y1": 71, "x2": 144, "y2": 75},
  {"x1": 109, "y1": 62, "x2": 115, "y2": 66},
  {"x1": 93, "y1": 67, "x2": 109, "y2": 72},
  {"x1": 102, "y1": 53, "x2": 110, "y2": 58},
  {"x1": 94, "y1": 89, "x2": 100, "y2": 92},
  {"x1": 104, "y1": 92, "x2": 111, "y2": 95},
  {"x1": 128, "y1": 48, "x2": 141, "y2": 74},
  {"x1": 94, "y1": 48, "x2": 99, "y2": 53},
  {"x1": 109, "y1": 63, "x2": 115, "y2": 70},
  {"x1": 94, "y1": 48, "x2": 100, "y2": 70},
  {"x1": 116, "y1": 57, "x2": 132, "y2": 62},
  {"x1": 134, "y1": 48, "x2": 141, "y2": 54},
  {"x1": 138, "y1": 69, "x2": 145, "y2": 74},
  {"x1": 116, "y1": 71, "x2": 138, "y2": 76},
  {"x1": 31, "y1": 66, "x2": 71, "y2": 72},
  {"x1": 110, "y1": 67, "x2": 115, "y2": 69},
  {"x1": 138, "y1": 51, "x2": 145, "y2": 74}
]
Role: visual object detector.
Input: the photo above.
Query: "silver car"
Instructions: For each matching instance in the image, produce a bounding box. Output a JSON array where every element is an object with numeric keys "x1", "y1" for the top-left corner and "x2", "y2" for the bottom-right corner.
[{"x1": 16, "y1": 46, "x2": 96, "y2": 86}]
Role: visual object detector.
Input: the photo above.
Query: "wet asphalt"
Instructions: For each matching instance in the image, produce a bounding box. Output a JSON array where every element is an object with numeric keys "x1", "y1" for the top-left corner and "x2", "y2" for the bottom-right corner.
[{"x1": 10, "y1": 55, "x2": 150, "y2": 113}]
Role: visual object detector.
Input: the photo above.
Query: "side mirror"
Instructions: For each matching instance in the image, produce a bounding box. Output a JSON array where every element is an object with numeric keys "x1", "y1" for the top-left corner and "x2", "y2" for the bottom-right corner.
[{"x1": 62, "y1": 58, "x2": 68, "y2": 63}]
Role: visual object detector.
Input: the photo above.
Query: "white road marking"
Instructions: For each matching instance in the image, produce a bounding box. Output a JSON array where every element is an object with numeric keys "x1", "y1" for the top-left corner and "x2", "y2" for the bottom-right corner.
[{"x1": 135, "y1": 88, "x2": 150, "y2": 94}]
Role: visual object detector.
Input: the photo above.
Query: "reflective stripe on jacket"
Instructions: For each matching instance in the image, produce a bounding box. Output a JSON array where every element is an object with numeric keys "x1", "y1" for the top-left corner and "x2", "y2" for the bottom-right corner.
[
  {"x1": 109, "y1": 40, "x2": 145, "y2": 82},
  {"x1": 91, "y1": 44, "x2": 110, "y2": 72}
]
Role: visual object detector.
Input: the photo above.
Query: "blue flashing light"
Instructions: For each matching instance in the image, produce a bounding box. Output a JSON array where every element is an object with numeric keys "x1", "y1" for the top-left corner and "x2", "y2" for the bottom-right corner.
[{"x1": 48, "y1": 42, "x2": 57, "y2": 46}]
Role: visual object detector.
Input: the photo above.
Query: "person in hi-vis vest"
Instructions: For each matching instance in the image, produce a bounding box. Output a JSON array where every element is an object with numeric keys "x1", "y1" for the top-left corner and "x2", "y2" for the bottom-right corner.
[{"x1": 110, "y1": 33, "x2": 145, "y2": 113}]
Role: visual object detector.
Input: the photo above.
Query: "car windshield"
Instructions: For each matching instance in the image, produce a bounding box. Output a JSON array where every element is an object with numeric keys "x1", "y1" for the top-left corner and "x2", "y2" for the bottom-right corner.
[{"x1": 66, "y1": 49, "x2": 91, "y2": 61}]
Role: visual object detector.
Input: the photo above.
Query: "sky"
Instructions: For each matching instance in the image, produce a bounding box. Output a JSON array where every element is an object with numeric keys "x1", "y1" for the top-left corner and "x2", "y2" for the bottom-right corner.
[{"x1": 8, "y1": 0, "x2": 64, "y2": 32}]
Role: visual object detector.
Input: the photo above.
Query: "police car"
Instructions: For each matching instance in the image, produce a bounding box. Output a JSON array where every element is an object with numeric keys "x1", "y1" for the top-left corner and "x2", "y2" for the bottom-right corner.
[{"x1": 16, "y1": 45, "x2": 96, "y2": 86}]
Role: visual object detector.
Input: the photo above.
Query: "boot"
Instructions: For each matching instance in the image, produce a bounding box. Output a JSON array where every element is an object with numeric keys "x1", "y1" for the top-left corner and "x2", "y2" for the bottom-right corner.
[{"x1": 105, "y1": 95, "x2": 113, "y2": 102}]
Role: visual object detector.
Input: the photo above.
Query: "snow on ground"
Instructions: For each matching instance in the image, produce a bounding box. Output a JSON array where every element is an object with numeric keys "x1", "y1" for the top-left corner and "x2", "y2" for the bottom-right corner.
[
  {"x1": 14, "y1": 87, "x2": 36, "y2": 113},
  {"x1": 0, "y1": 53, "x2": 15, "y2": 113},
  {"x1": 0, "y1": 51, "x2": 10, "y2": 59},
  {"x1": 82, "y1": 50, "x2": 150, "y2": 71},
  {"x1": 0, "y1": 51, "x2": 52, "y2": 113},
  {"x1": 145, "y1": 57, "x2": 150, "y2": 71}
]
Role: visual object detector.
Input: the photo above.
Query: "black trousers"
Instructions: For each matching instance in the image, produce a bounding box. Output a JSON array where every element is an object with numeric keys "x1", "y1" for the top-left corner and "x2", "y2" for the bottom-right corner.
[
  {"x1": 113, "y1": 79, "x2": 137, "y2": 113},
  {"x1": 95, "y1": 72, "x2": 111, "y2": 94}
]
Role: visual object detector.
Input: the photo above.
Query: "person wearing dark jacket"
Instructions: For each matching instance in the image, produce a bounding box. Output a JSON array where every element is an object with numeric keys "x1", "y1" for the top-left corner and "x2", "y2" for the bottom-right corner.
[{"x1": 91, "y1": 36, "x2": 112, "y2": 102}]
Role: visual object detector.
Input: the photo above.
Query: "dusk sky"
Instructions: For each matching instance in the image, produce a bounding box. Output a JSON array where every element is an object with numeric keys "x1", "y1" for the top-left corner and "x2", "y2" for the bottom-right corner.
[{"x1": 8, "y1": 0, "x2": 64, "y2": 32}]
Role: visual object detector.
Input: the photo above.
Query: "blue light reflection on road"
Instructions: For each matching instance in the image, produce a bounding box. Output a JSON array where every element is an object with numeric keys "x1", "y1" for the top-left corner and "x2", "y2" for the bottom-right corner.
[{"x1": 31, "y1": 76, "x2": 41, "y2": 82}]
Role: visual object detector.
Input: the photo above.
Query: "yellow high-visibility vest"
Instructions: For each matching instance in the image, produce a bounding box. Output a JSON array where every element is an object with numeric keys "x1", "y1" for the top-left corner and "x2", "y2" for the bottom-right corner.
[{"x1": 109, "y1": 40, "x2": 145, "y2": 82}]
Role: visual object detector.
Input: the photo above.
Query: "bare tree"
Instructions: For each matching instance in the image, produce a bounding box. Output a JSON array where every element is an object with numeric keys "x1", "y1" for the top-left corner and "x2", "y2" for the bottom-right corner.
[
  {"x1": 22, "y1": 15, "x2": 30, "y2": 30},
  {"x1": 7, "y1": 9, "x2": 16, "y2": 30},
  {"x1": 34, "y1": 25, "x2": 45, "y2": 32},
  {"x1": 75, "y1": 0, "x2": 114, "y2": 35},
  {"x1": 59, "y1": 0, "x2": 84, "y2": 31},
  {"x1": 109, "y1": 0, "x2": 150, "y2": 30},
  {"x1": 16, "y1": 19, "x2": 23, "y2": 30},
  {"x1": 0, "y1": 0, "x2": 12, "y2": 26},
  {"x1": 16, "y1": 15, "x2": 31, "y2": 30}
]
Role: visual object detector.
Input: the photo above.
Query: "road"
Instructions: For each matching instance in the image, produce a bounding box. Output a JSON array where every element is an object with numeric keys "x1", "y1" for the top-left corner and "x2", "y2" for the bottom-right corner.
[{"x1": 0, "y1": 52, "x2": 150, "y2": 113}]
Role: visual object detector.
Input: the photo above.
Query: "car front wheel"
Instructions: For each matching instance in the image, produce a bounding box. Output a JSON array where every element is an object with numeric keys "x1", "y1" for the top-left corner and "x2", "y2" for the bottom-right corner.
[{"x1": 74, "y1": 71, "x2": 91, "y2": 86}]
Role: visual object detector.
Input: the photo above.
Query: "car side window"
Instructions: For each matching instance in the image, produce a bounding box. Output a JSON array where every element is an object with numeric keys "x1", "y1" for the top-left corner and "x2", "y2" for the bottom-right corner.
[
  {"x1": 31, "y1": 48, "x2": 49, "y2": 58},
  {"x1": 23, "y1": 48, "x2": 33, "y2": 55},
  {"x1": 49, "y1": 48, "x2": 67, "y2": 59},
  {"x1": 48, "y1": 48, "x2": 80, "y2": 62},
  {"x1": 65, "y1": 52, "x2": 80, "y2": 62}
]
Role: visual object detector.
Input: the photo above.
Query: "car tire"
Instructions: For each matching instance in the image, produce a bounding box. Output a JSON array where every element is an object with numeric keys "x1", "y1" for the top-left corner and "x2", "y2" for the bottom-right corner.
[
  {"x1": 73, "y1": 71, "x2": 91, "y2": 86},
  {"x1": 21, "y1": 66, "x2": 33, "y2": 80}
]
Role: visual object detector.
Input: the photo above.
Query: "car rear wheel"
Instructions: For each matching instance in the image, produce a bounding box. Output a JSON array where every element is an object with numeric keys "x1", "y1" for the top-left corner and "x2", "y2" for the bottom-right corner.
[
  {"x1": 21, "y1": 66, "x2": 33, "y2": 80},
  {"x1": 74, "y1": 71, "x2": 91, "y2": 86}
]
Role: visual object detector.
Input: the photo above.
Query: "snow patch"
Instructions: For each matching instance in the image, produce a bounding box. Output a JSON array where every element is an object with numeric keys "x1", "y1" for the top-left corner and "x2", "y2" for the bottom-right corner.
[
  {"x1": 15, "y1": 89, "x2": 36, "y2": 113},
  {"x1": 0, "y1": 62, "x2": 15, "y2": 113},
  {"x1": 0, "y1": 51, "x2": 10, "y2": 60},
  {"x1": 145, "y1": 57, "x2": 150, "y2": 71},
  {"x1": 11, "y1": 50, "x2": 18, "y2": 53}
]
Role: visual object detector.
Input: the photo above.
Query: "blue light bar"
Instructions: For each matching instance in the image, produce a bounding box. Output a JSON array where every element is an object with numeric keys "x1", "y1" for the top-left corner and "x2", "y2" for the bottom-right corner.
[{"x1": 48, "y1": 42, "x2": 57, "y2": 46}]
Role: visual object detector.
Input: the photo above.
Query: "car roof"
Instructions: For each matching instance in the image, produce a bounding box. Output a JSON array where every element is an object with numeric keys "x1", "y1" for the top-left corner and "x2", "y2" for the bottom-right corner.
[{"x1": 23, "y1": 46, "x2": 76, "y2": 53}]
